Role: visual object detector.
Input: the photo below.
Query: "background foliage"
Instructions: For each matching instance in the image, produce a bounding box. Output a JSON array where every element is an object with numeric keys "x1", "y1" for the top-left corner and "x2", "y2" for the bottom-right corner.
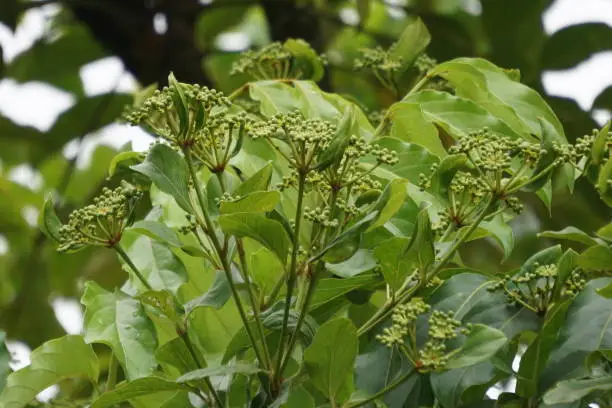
[{"x1": 0, "y1": 0, "x2": 611, "y2": 406}]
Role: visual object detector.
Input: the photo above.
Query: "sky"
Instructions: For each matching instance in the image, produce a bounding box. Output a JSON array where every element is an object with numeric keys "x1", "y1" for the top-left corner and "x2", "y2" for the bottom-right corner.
[{"x1": 0, "y1": 0, "x2": 611, "y2": 401}]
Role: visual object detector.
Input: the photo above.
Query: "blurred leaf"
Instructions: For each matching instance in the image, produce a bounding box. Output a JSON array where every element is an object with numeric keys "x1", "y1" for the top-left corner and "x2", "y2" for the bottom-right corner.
[
  {"x1": 81, "y1": 282, "x2": 158, "y2": 380},
  {"x1": 538, "y1": 227, "x2": 600, "y2": 246},
  {"x1": 39, "y1": 196, "x2": 61, "y2": 242},
  {"x1": 577, "y1": 244, "x2": 612, "y2": 271},
  {"x1": 593, "y1": 85, "x2": 612, "y2": 111},
  {"x1": 0, "y1": 0, "x2": 19, "y2": 31},
  {"x1": 284, "y1": 39, "x2": 325, "y2": 81},
  {"x1": 481, "y1": 0, "x2": 547, "y2": 84},
  {"x1": 542, "y1": 23, "x2": 612, "y2": 70},
  {"x1": 389, "y1": 17, "x2": 431, "y2": 74},
  {"x1": 6, "y1": 25, "x2": 105, "y2": 94},
  {"x1": 0, "y1": 335, "x2": 99, "y2": 408},
  {"x1": 304, "y1": 317, "x2": 358, "y2": 405},
  {"x1": 0, "y1": 330, "x2": 10, "y2": 392}
]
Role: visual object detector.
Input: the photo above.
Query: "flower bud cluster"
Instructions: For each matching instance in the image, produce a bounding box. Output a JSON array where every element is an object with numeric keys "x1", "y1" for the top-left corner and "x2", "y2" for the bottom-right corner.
[
  {"x1": 488, "y1": 262, "x2": 586, "y2": 314},
  {"x1": 304, "y1": 207, "x2": 339, "y2": 228},
  {"x1": 231, "y1": 40, "x2": 324, "y2": 80},
  {"x1": 377, "y1": 298, "x2": 472, "y2": 372},
  {"x1": 249, "y1": 110, "x2": 336, "y2": 172},
  {"x1": 123, "y1": 84, "x2": 230, "y2": 145},
  {"x1": 57, "y1": 182, "x2": 142, "y2": 252},
  {"x1": 377, "y1": 298, "x2": 430, "y2": 347}
]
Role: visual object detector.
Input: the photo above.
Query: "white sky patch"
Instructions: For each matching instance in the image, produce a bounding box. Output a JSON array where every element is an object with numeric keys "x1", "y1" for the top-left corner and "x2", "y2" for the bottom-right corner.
[
  {"x1": 215, "y1": 31, "x2": 251, "y2": 52},
  {"x1": 51, "y1": 297, "x2": 84, "y2": 335},
  {"x1": 542, "y1": 52, "x2": 612, "y2": 111},
  {"x1": 0, "y1": 234, "x2": 8, "y2": 255},
  {"x1": 80, "y1": 56, "x2": 139, "y2": 97},
  {"x1": 543, "y1": 0, "x2": 612, "y2": 34},
  {"x1": 7, "y1": 163, "x2": 43, "y2": 191},
  {"x1": 153, "y1": 12, "x2": 168, "y2": 35},
  {"x1": 0, "y1": 80, "x2": 74, "y2": 131}
]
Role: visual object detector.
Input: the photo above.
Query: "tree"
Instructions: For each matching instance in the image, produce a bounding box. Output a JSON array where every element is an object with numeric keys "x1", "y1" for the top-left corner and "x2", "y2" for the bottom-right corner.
[{"x1": 0, "y1": 1, "x2": 611, "y2": 407}]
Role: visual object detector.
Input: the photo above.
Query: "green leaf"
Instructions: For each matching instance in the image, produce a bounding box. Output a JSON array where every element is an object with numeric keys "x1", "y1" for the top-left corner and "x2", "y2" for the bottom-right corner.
[
  {"x1": 428, "y1": 273, "x2": 539, "y2": 407},
  {"x1": 540, "y1": 278, "x2": 612, "y2": 391},
  {"x1": 155, "y1": 337, "x2": 198, "y2": 374},
  {"x1": 131, "y1": 144, "x2": 193, "y2": 213},
  {"x1": 429, "y1": 58, "x2": 565, "y2": 142},
  {"x1": 369, "y1": 178, "x2": 409, "y2": 230},
  {"x1": 446, "y1": 324, "x2": 507, "y2": 369},
  {"x1": 315, "y1": 105, "x2": 354, "y2": 171},
  {"x1": 374, "y1": 237, "x2": 411, "y2": 291},
  {"x1": 0, "y1": 335, "x2": 99, "y2": 408},
  {"x1": 516, "y1": 301, "x2": 571, "y2": 398},
  {"x1": 220, "y1": 191, "x2": 281, "y2": 214},
  {"x1": 403, "y1": 206, "x2": 435, "y2": 272},
  {"x1": 543, "y1": 376, "x2": 612, "y2": 404},
  {"x1": 577, "y1": 244, "x2": 612, "y2": 271},
  {"x1": 39, "y1": 196, "x2": 61, "y2": 242},
  {"x1": 480, "y1": 214, "x2": 515, "y2": 262},
  {"x1": 596, "y1": 223, "x2": 612, "y2": 242},
  {"x1": 310, "y1": 272, "x2": 382, "y2": 311},
  {"x1": 542, "y1": 23, "x2": 612, "y2": 70},
  {"x1": 218, "y1": 213, "x2": 291, "y2": 263},
  {"x1": 366, "y1": 137, "x2": 438, "y2": 182},
  {"x1": 304, "y1": 317, "x2": 358, "y2": 404},
  {"x1": 538, "y1": 227, "x2": 600, "y2": 246},
  {"x1": 389, "y1": 16, "x2": 431, "y2": 73},
  {"x1": 325, "y1": 249, "x2": 378, "y2": 278},
  {"x1": 168, "y1": 72, "x2": 189, "y2": 135},
  {"x1": 176, "y1": 363, "x2": 262, "y2": 383},
  {"x1": 183, "y1": 270, "x2": 231, "y2": 313},
  {"x1": 430, "y1": 153, "x2": 469, "y2": 198},
  {"x1": 109, "y1": 151, "x2": 143, "y2": 177},
  {"x1": 123, "y1": 236, "x2": 188, "y2": 294},
  {"x1": 233, "y1": 162, "x2": 274, "y2": 196},
  {"x1": 81, "y1": 282, "x2": 158, "y2": 380},
  {"x1": 386, "y1": 102, "x2": 445, "y2": 156},
  {"x1": 127, "y1": 220, "x2": 182, "y2": 248},
  {"x1": 597, "y1": 157, "x2": 612, "y2": 206},
  {"x1": 321, "y1": 212, "x2": 379, "y2": 263},
  {"x1": 91, "y1": 377, "x2": 189, "y2": 408},
  {"x1": 399, "y1": 91, "x2": 523, "y2": 153}
]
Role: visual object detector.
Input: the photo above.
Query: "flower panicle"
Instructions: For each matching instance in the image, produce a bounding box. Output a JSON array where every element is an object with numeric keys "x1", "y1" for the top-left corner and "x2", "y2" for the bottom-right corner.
[{"x1": 57, "y1": 182, "x2": 142, "y2": 252}]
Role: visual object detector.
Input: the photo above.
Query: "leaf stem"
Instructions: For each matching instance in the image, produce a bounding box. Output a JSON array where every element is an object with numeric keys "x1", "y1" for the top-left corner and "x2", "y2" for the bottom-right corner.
[
  {"x1": 344, "y1": 369, "x2": 415, "y2": 408},
  {"x1": 114, "y1": 244, "x2": 152, "y2": 291},
  {"x1": 105, "y1": 353, "x2": 118, "y2": 392},
  {"x1": 274, "y1": 172, "x2": 306, "y2": 386},
  {"x1": 236, "y1": 240, "x2": 273, "y2": 370},
  {"x1": 181, "y1": 331, "x2": 224, "y2": 407},
  {"x1": 184, "y1": 149, "x2": 268, "y2": 373}
]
